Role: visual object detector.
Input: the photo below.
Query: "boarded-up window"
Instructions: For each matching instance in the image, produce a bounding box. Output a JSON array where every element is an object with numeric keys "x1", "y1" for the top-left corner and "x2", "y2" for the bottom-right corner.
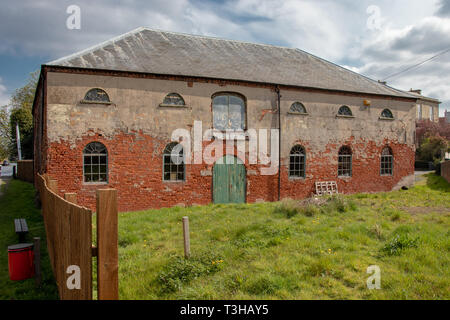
[
  {"x1": 83, "y1": 142, "x2": 108, "y2": 183},
  {"x1": 213, "y1": 94, "x2": 245, "y2": 130}
]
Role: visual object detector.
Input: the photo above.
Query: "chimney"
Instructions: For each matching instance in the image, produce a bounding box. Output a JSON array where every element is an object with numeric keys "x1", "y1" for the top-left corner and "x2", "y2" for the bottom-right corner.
[
  {"x1": 378, "y1": 80, "x2": 387, "y2": 85},
  {"x1": 409, "y1": 89, "x2": 422, "y2": 95}
]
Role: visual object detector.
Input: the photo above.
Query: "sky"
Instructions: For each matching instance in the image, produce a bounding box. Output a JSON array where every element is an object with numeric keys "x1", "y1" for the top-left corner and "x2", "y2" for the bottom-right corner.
[{"x1": 0, "y1": 0, "x2": 449, "y2": 116}]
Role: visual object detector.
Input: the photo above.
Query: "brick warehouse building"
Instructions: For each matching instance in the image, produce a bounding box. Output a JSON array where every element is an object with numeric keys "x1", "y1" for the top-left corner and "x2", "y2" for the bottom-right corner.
[{"x1": 32, "y1": 27, "x2": 427, "y2": 212}]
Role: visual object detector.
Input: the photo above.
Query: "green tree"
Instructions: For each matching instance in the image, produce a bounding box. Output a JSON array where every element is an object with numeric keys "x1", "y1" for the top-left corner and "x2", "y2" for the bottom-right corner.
[
  {"x1": 0, "y1": 105, "x2": 11, "y2": 160},
  {"x1": 416, "y1": 134, "x2": 448, "y2": 165},
  {"x1": 9, "y1": 71, "x2": 38, "y2": 160}
]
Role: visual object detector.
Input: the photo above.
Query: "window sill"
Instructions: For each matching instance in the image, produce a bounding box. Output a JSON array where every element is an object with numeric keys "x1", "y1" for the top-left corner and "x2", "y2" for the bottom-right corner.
[
  {"x1": 159, "y1": 104, "x2": 188, "y2": 108},
  {"x1": 379, "y1": 117, "x2": 395, "y2": 121},
  {"x1": 289, "y1": 176, "x2": 306, "y2": 181},
  {"x1": 80, "y1": 100, "x2": 112, "y2": 105},
  {"x1": 336, "y1": 115, "x2": 355, "y2": 119},
  {"x1": 163, "y1": 180, "x2": 186, "y2": 183},
  {"x1": 83, "y1": 182, "x2": 109, "y2": 186},
  {"x1": 287, "y1": 112, "x2": 309, "y2": 116},
  {"x1": 212, "y1": 131, "x2": 248, "y2": 141},
  {"x1": 338, "y1": 175, "x2": 352, "y2": 179}
]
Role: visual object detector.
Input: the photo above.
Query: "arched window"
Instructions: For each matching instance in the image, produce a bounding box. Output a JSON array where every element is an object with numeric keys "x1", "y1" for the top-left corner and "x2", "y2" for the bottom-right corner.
[
  {"x1": 212, "y1": 93, "x2": 246, "y2": 130},
  {"x1": 163, "y1": 142, "x2": 185, "y2": 181},
  {"x1": 83, "y1": 88, "x2": 110, "y2": 103},
  {"x1": 290, "y1": 102, "x2": 307, "y2": 114},
  {"x1": 381, "y1": 108, "x2": 394, "y2": 119},
  {"x1": 380, "y1": 147, "x2": 393, "y2": 176},
  {"x1": 161, "y1": 93, "x2": 185, "y2": 106},
  {"x1": 338, "y1": 146, "x2": 352, "y2": 177},
  {"x1": 83, "y1": 142, "x2": 108, "y2": 183},
  {"x1": 338, "y1": 105, "x2": 353, "y2": 117},
  {"x1": 289, "y1": 145, "x2": 306, "y2": 178}
]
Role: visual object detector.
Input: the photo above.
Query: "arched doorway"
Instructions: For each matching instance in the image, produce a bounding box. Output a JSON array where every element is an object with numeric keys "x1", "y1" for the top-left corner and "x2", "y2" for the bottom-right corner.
[{"x1": 213, "y1": 155, "x2": 246, "y2": 204}]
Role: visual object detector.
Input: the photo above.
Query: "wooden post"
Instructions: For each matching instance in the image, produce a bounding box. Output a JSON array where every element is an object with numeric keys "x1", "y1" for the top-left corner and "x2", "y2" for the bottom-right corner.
[
  {"x1": 47, "y1": 179, "x2": 58, "y2": 193},
  {"x1": 96, "y1": 189, "x2": 118, "y2": 300},
  {"x1": 12, "y1": 165, "x2": 16, "y2": 179},
  {"x1": 64, "y1": 193, "x2": 77, "y2": 204},
  {"x1": 33, "y1": 237, "x2": 41, "y2": 287},
  {"x1": 182, "y1": 216, "x2": 190, "y2": 259}
]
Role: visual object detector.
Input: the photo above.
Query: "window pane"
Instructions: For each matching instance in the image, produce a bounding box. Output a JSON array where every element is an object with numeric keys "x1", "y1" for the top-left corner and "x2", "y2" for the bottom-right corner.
[
  {"x1": 84, "y1": 156, "x2": 91, "y2": 164},
  {"x1": 229, "y1": 96, "x2": 245, "y2": 130},
  {"x1": 213, "y1": 102, "x2": 228, "y2": 130}
]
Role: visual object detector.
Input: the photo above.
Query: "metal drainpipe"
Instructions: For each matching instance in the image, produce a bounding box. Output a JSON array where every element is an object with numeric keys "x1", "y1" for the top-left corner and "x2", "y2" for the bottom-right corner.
[{"x1": 276, "y1": 85, "x2": 281, "y2": 201}]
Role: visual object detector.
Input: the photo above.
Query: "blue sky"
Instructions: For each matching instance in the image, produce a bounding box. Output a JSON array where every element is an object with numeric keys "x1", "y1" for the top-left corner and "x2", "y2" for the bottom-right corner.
[{"x1": 0, "y1": 0, "x2": 449, "y2": 115}]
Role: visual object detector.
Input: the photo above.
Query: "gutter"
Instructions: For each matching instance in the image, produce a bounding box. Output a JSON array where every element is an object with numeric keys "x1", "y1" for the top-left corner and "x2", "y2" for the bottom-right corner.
[{"x1": 276, "y1": 85, "x2": 281, "y2": 201}]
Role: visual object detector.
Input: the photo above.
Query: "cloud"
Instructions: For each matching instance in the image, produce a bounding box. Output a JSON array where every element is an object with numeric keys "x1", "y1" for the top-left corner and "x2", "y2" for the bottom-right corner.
[
  {"x1": 437, "y1": 0, "x2": 450, "y2": 16},
  {"x1": 0, "y1": 78, "x2": 10, "y2": 107}
]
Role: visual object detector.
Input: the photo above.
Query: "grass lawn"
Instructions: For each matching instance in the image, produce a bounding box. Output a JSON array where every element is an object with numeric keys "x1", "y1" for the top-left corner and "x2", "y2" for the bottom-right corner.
[
  {"x1": 117, "y1": 173, "x2": 449, "y2": 300},
  {"x1": 0, "y1": 179, "x2": 58, "y2": 300}
]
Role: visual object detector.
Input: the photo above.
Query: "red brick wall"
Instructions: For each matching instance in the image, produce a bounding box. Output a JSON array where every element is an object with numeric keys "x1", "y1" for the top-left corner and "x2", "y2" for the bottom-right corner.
[{"x1": 46, "y1": 132, "x2": 414, "y2": 212}]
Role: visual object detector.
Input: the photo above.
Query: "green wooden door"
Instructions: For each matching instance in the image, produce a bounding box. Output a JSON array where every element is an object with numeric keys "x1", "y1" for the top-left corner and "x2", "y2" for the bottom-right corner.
[{"x1": 213, "y1": 156, "x2": 246, "y2": 204}]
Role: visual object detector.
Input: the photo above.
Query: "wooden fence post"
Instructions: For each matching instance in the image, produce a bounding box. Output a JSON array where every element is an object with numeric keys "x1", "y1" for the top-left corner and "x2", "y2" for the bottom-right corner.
[
  {"x1": 34, "y1": 237, "x2": 41, "y2": 287},
  {"x1": 64, "y1": 193, "x2": 77, "y2": 204},
  {"x1": 183, "y1": 216, "x2": 190, "y2": 259},
  {"x1": 96, "y1": 189, "x2": 118, "y2": 300},
  {"x1": 47, "y1": 179, "x2": 58, "y2": 193}
]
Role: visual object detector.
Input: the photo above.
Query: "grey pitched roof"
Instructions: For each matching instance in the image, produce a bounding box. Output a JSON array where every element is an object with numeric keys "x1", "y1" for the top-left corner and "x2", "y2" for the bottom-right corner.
[
  {"x1": 403, "y1": 91, "x2": 441, "y2": 104},
  {"x1": 48, "y1": 27, "x2": 416, "y2": 99}
]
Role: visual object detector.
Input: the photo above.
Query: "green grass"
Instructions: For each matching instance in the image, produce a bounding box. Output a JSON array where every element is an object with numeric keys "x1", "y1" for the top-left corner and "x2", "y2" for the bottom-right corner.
[
  {"x1": 117, "y1": 173, "x2": 450, "y2": 300},
  {"x1": 0, "y1": 179, "x2": 58, "y2": 300}
]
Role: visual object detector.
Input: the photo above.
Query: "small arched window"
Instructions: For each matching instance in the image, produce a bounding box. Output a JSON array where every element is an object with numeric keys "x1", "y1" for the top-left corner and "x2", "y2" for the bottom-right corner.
[
  {"x1": 212, "y1": 93, "x2": 246, "y2": 130},
  {"x1": 338, "y1": 146, "x2": 352, "y2": 177},
  {"x1": 289, "y1": 145, "x2": 306, "y2": 178},
  {"x1": 163, "y1": 142, "x2": 185, "y2": 181},
  {"x1": 380, "y1": 147, "x2": 393, "y2": 176},
  {"x1": 290, "y1": 102, "x2": 307, "y2": 114},
  {"x1": 161, "y1": 93, "x2": 185, "y2": 106},
  {"x1": 83, "y1": 88, "x2": 110, "y2": 103},
  {"x1": 338, "y1": 105, "x2": 353, "y2": 117},
  {"x1": 83, "y1": 142, "x2": 108, "y2": 183},
  {"x1": 381, "y1": 109, "x2": 394, "y2": 119}
]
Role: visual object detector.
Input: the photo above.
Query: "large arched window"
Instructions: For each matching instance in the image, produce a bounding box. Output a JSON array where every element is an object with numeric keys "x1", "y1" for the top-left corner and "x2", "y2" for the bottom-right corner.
[
  {"x1": 83, "y1": 142, "x2": 108, "y2": 183},
  {"x1": 338, "y1": 105, "x2": 353, "y2": 117},
  {"x1": 163, "y1": 142, "x2": 185, "y2": 181},
  {"x1": 83, "y1": 88, "x2": 110, "y2": 103},
  {"x1": 380, "y1": 147, "x2": 393, "y2": 176},
  {"x1": 289, "y1": 145, "x2": 306, "y2": 178},
  {"x1": 290, "y1": 102, "x2": 307, "y2": 114},
  {"x1": 338, "y1": 146, "x2": 352, "y2": 177},
  {"x1": 212, "y1": 93, "x2": 246, "y2": 130}
]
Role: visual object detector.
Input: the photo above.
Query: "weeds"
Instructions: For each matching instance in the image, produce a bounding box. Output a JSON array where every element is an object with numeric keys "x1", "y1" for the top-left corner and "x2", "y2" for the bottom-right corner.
[{"x1": 382, "y1": 234, "x2": 420, "y2": 256}]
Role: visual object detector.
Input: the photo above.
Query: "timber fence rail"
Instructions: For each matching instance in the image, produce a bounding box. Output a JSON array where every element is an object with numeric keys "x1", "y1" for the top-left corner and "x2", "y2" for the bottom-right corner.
[{"x1": 36, "y1": 173, "x2": 118, "y2": 300}]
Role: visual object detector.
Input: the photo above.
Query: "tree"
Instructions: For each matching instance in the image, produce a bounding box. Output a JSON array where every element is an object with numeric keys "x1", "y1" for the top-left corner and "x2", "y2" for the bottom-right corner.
[
  {"x1": 9, "y1": 71, "x2": 39, "y2": 160},
  {"x1": 416, "y1": 134, "x2": 448, "y2": 165},
  {"x1": 0, "y1": 105, "x2": 11, "y2": 160}
]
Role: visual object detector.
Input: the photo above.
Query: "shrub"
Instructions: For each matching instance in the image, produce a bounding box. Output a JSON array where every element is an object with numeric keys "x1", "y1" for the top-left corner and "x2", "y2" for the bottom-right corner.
[
  {"x1": 382, "y1": 234, "x2": 420, "y2": 256},
  {"x1": 276, "y1": 198, "x2": 301, "y2": 218},
  {"x1": 157, "y1": 253, "x2": 223, "y2": 292},
  {"x1": 244, "y1": 277, "x2": 281, "y2": 295}
]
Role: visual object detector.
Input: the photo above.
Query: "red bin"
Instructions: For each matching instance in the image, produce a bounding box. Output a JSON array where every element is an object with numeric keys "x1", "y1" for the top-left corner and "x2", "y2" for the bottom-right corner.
[{"x1": 8, "y1": 243, "x2": 35, "y2": 281}]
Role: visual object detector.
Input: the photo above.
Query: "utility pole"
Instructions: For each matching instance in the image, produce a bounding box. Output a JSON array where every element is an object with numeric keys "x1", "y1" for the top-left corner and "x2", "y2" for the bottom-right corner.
[{"x1": 16, "y1": 122, "x2": 22, "y2": 160}]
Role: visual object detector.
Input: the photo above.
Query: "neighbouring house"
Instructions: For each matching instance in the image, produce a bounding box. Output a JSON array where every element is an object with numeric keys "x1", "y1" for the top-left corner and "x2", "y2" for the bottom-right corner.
[
  {"x1": 409, "y1": 89, "x2": 441, "y2": 123},
  {"x1": 32, "y1": 27, "x2": 426, "y2": 212},
  {"x1": 445, "y1": 110, "x2": 450, "y2": 123}
]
